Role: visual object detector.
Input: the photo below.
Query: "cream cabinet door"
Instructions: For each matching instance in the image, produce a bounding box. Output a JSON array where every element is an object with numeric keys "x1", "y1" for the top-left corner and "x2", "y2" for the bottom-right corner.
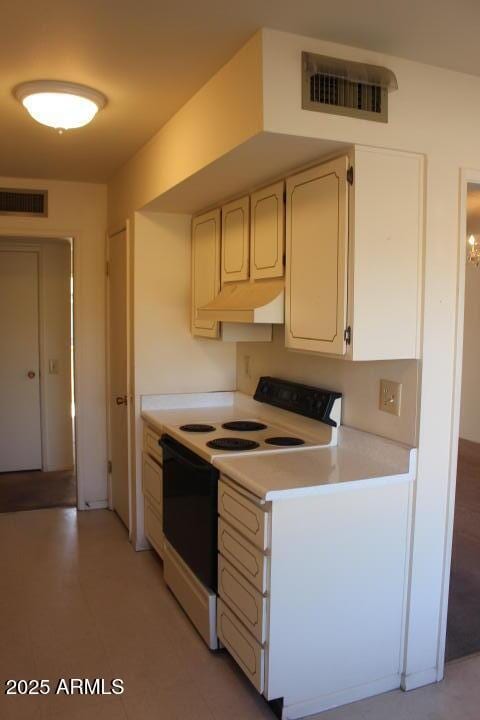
[
  {"x1": 250, "y1": 182, "x2": 285, "y2": 280},
  {"x1": 191, "y1": 209, "x2": 221, "y2": 338},
  {"x1": 221, "y1": 196, "x2": 250, "y2": 283},
  {"x1": 285, "y1": 156, "x2": 349, "y2": 355}
]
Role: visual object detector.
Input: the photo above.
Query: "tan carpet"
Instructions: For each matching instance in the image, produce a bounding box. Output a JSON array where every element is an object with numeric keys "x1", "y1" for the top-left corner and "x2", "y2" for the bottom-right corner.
[
  {"x1": 0, "y1": 469, "x2": 76, "y2": 513},
  {"x1": 446, "y1": 439, "x2": 480, "y2": 661}
]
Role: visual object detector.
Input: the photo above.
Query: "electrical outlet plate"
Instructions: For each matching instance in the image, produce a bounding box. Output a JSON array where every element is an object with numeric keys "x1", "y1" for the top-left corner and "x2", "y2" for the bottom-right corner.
[{"x1": 379, "y1": 379, "x2": 402, "y2": 416}]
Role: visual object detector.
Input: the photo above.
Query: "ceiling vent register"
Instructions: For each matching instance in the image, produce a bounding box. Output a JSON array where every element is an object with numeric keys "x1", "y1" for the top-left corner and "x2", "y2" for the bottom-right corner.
[
  {"x1": 0, "y1": 188, "x2": 48, "y2": 217},
  {"x1": 302, "y1": 52, "x2": 398, "y2": 123}
]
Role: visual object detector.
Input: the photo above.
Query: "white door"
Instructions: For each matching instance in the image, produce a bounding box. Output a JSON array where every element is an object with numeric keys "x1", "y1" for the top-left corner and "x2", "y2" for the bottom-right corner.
[
  {"x1": 108, "y1": 230, "x2": 130, "y2": 529},
  {"x1": 0, "y1": 251, "x2": 42, "y2": 471},
  {"x1": 285, "y1": 156, "x2": 349, "y2": 355}
]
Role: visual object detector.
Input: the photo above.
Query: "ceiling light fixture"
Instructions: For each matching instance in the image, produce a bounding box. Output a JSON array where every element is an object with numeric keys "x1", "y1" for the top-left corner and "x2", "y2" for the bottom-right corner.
[{"x1": 15, "y1": 80, "x2": 106, "y2": 133}]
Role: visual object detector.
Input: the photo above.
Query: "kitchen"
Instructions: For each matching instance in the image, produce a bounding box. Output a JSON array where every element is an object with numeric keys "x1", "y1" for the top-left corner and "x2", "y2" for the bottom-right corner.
[{"x1": 1, "y1": 9, "x2": 480, "y2": 720}]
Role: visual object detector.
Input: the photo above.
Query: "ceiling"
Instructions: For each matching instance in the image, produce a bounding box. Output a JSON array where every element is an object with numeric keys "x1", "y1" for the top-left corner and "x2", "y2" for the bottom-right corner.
[{"x1": 3, "y1": 0, "x2": 480, "y2": 184}]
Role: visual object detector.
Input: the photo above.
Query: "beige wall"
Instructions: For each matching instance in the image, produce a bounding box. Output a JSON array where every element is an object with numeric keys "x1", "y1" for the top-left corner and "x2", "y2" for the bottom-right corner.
[
  {"x1": 237, "y1": 328, "x2": 420, "y2": 446},
  {"x1": 108, "y1": 33, "x2": 263, "y2": 228},
  {"x1": 0, "y1": 177, "x2": 107, "y2": 508},
  {"x1": 460, "y1": 262, "x2": 480, "y2": 443},
  {"x1": 133, "y1": 212, "x2": 236, "y2": 395}
]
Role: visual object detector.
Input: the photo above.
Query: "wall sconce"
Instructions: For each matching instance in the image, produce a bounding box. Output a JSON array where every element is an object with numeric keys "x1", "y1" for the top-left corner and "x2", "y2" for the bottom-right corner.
[{"x1": 468, "y1": 234, "x2": 480, "y2": 267}]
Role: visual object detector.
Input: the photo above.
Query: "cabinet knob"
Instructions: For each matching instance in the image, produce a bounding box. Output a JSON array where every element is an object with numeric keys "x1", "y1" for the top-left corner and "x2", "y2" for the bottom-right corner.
[
  {"x1": 116, "y1": 395, "x2": 128, "y2": 406},
  {"x1": 27, "y1": 371, "x2": 36, "y2": 379}
]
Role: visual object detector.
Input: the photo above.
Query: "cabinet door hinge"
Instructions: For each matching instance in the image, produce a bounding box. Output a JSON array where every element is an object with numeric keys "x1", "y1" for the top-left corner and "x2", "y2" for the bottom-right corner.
[
  {"x1": 347, "y1": 166, "x2": 354, "y2": 185},
  {"x1": 108, "y1": 460, "x2": 112, "y2": 474},
  {"x1": 106, "y1": 261, "x2": 110, "y2": 277},
  {"x1": 344, "y1": 326, "x2": 352, "y2": 345}
]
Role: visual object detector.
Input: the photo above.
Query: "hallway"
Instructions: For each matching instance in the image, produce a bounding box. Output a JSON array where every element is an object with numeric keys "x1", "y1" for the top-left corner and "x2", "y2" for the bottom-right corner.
[
  {"x1": 0, "y1": 470, "x2": 76, "y2": 513},
  {"x1": 2, "y1": 508, "x2": 480, "y2": 720}
]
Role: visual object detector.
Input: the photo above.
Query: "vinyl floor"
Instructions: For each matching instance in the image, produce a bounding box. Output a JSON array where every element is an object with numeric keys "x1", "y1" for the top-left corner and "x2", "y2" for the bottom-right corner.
[{"x1": 1, "y1": 507, "x2": 480, "y2": 720}]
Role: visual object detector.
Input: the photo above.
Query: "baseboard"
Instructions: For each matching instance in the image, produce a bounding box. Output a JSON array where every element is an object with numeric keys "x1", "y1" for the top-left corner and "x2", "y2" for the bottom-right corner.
[
  {"x1": 401, "y1": 667, "x2": 438, "y2": 691},
  {"x1": 282, "y1": 674, "x2": 401, "y2": 719},
  {"x1": 82, "y1": 500, "x2": 109, "y2": 510}
]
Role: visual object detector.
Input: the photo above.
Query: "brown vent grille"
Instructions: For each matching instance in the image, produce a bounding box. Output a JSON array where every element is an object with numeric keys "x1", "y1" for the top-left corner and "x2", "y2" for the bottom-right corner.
[
  {"x1": 302, "y1": 52, "x2": 398, "y2": 123},
  {"x1": 0, "y1": 188, "x2": 48, "y2": 216},
  {"x1": 309, "y1": 74, "x2": 383, "y2": 115}
]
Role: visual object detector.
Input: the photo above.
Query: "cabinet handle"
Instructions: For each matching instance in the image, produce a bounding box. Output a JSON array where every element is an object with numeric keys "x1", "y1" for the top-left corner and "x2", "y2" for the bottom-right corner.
[{"x1": 116, "y1": 395, "x2": 128, "y2": 406}]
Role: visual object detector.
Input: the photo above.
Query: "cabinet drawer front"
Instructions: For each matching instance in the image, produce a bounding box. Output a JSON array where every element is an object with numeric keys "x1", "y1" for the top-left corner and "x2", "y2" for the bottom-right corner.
[
  {"x1": 142, "y1": 452, "x2": 163, "y2": 514},
  {"x1": 218, "y1": 518, "x2": 268, "y2": 594},
  {"x1": 217, "y1": 599, "x2": 264, "y2": 693},
  {"x1": 144, "y1": 425, "x2": 163, "y2": 465},
  {"x1": 218, "y1": 479, "x2": 269, "y2": 550},
  {"x1": 145, "y1": 500, "x2": 164, "y2": 558},
  {"x1": 218, "y1": 555, "x2": 267, "y2": 644}
]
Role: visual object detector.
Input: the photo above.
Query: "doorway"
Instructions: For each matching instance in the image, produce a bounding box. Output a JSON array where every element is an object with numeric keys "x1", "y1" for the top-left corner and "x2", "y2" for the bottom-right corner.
[
  {"x1": 0, "y1": 238, "x2": 76, "y2": 512},
  {"x1": 446, "y1": 183, "x2": 480, "y2": 661}
]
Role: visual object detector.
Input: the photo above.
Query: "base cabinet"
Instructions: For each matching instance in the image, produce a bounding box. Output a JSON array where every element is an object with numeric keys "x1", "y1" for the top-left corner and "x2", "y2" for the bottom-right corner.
[
  {"x1": 217, "y1": 474, "x2": 413, "y2": 718},
  {"x1": 142, "y1": 424, "x2": 164, "y2": 558}
]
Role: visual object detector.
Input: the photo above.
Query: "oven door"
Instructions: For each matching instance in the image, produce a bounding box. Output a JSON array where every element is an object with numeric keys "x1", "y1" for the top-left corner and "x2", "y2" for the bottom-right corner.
[{"x1": 160, "y1": 434, "x2": 218, "y2": 591}]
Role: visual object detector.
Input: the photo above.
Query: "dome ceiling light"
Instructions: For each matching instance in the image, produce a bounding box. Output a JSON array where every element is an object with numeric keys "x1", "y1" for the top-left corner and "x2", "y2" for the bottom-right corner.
[{"x1": 15, "y1": 80, "x2": 107, "y2": 133}]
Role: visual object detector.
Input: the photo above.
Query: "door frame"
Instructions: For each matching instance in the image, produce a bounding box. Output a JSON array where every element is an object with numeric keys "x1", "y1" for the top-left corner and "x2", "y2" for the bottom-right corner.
[
  {"x1": 436, "y1": 167, "x2": 480, "y2": 677},
  {"x1": 106, "y1": 222, "x2": 133, "y2": 536},
  {"x1": 0, "y1": 230, "x2": 79, "y2": 504}
]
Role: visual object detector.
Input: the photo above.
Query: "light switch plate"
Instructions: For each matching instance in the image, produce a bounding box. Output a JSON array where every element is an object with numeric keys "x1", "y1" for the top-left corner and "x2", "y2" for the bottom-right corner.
[{"x1": 379, "y1": 379, "x2": 402, "y2": 416}]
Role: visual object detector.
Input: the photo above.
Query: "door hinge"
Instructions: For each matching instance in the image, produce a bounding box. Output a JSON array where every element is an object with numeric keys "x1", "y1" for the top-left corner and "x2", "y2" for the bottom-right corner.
[
  {"x1": 108, "y1": 460, "x2": 112, "y2": 474},
  {"x1": 344, "y1": 326, "x2": 352, "y2": 345},
  {"x1": 347, "y1": 166, "x2": 354, "y2": 185},
  {"x1": 106, "y1": 261, "x2": 110, "y2": 277}
]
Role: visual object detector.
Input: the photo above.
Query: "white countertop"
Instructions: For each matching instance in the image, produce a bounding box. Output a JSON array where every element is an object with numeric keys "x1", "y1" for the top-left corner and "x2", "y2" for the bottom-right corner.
[
  {"x1": 213, "y1": 426, "x2": 416, "y2": 500},
  {"x1": 141, "y1": 391, "x2": 416, "y2": 500}
]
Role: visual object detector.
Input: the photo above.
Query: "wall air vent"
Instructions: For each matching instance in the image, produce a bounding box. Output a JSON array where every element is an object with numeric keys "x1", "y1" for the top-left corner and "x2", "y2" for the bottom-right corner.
[
  {"x1": 302, "y1": 52, "x2": 398, "y2": 123},
  {"x1": 0, "y1": 188, "x2": 48, "y2": 217}
]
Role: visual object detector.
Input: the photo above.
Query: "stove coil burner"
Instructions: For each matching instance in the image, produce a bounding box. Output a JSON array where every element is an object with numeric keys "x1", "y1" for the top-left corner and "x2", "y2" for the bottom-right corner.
[
  {"x1": 179, "y1": 424, "x2": 216, "y2": 433},
  {"x1": 265, "y1": 436, "x2": 305, "y2": 446},
  {"x1": 222, "y1": 421, "x2": 267, "y2": 432},
  {"x1": 207, "y1": 438, "x2": 260, "y2": 451}
]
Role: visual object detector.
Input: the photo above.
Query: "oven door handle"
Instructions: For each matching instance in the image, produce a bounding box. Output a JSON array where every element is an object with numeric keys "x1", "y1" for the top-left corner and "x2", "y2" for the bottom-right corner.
[{"x1": 160, "y1": 435, "x2": 211, "y2": 472}]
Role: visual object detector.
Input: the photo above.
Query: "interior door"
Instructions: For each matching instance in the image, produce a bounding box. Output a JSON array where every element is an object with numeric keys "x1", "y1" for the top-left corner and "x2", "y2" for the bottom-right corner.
[
  {"x1": 285, "y1": 156, "x2": 349, "y2": 355},
  {"x1": 0, "y1": 251, "x2": 42, "y2": 471},
  {"x1": 108, "y1": 230, "x2": 130, "y2": 529}
]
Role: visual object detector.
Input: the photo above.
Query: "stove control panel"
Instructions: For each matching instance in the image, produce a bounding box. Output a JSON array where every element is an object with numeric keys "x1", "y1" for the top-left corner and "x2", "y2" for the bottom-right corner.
[{"x1": 253, "y1": 376, "x2": 342, "y2": 427}]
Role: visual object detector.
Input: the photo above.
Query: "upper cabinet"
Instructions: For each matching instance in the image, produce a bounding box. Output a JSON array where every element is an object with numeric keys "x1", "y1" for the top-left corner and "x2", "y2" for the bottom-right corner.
[
  {"x1": 221, "y1": 196, "x2": 250, "y2": 283},
  {"x1": 250, "y1": 181, "x2": 285, "y2": 280},
  {"x1": 286, "y1": 147, "x2": 424, "y2": 360},
  {"x1": 286, "y1": 157, "x2": 348, "y2": 356},
  {"x1": 191, "y1": 209, "x2": 221, "y2": 338}
]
